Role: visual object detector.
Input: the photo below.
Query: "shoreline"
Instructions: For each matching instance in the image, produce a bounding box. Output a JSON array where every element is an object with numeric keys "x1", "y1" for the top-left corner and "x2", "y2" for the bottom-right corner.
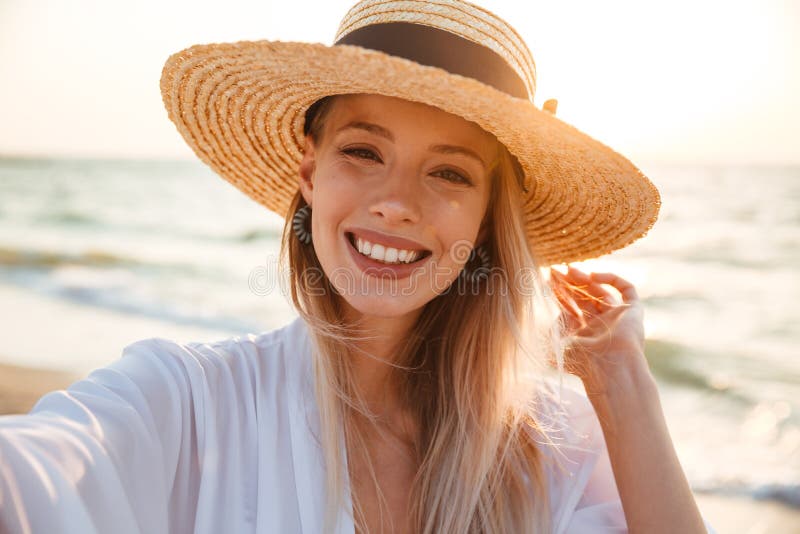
[{"x1": 0, "y1": 282, "x2": 244, "y2": 375}]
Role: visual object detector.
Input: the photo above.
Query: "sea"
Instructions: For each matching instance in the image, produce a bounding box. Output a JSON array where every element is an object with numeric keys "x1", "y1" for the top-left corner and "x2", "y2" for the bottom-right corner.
[{"x1": 0, "y1": 156, "x2": 798, "y2": 512}]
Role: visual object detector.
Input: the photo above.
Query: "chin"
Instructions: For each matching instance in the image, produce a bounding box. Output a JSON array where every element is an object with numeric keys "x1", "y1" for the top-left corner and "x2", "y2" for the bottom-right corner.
[{"x1": 339, "y1": 292, "x2": 430, "y2": 320}]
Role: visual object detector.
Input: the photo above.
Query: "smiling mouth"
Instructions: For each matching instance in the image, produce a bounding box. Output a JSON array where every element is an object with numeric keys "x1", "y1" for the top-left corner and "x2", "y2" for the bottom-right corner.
[{"x1": 346, "y1": 232, "x2": 432, "y2": 265}]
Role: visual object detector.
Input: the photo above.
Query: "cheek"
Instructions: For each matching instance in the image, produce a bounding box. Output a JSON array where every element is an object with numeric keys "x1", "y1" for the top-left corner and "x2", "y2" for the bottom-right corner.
[
  {"x1": 313, "y1": 158, "x2": 371, "y2": 203},
  {"x1": 307, "y1": 185, "x2": 344, "y2": 251},
  {"x1": 444, "y1": 195, "x2": 485, "y2": 233},
  {"x1": 311, "y1": 167, "x2": 360, "y2": 219},
  {"x1": 433, "y1": 196, "x2": 486, "y2": 261}
]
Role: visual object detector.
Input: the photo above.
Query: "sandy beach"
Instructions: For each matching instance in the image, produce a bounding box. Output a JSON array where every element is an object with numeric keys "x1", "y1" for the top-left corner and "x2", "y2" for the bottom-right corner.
[
  {"x1": 1, "y1": 362, "x2": 798, "y2": 532},
  {"x1": 694, "y1": 492, "x2": 800, "y2": 533},
  {"x1": 0, "y1": 361, "x2": 77, "y2": 415}
]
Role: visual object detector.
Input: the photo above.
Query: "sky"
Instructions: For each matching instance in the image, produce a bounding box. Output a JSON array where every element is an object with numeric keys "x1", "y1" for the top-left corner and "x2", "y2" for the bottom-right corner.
[{"x1": 0, "y1": 0, "x2": 797, "y2": 164}]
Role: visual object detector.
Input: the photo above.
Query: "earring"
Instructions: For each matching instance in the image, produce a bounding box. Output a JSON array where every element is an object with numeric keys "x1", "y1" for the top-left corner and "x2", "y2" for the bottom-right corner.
[
  {"x1": 292, "y1": 205, "x2": 312, "y2": 245},
  {"x1": 460, "y1": 244, "x2": 491, "y2": 285}
]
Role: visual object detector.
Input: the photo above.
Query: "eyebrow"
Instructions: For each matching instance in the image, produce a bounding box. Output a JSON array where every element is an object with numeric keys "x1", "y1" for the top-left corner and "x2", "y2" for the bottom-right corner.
[
  {"x1": 428, "y1": 144, "x2": 487, "y2": 171},
  {"x1": 337, "y1": 121, "x2": 394, "y2": 141},
  {"x1": 337, "y1": 121, "x2": 488, "y2": 171}
]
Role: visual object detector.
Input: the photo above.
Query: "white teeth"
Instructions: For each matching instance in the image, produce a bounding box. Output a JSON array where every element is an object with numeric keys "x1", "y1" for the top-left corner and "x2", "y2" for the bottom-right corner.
[
  {"x1": 351, "y1": 234, "x2": 425, "y2": 264},
  {"x1": 369, "y1": 244, "x2": 385, "y2": 261}
]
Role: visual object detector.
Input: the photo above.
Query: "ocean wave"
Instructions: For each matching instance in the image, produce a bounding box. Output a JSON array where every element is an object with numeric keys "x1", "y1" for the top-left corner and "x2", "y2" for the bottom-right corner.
[
  {"x1": 643, "y1": 339, "x2": 763, "y2": 405},
  {"x1": 0, "y1": 265, "x2": 263, "y2": 335},
  {"x1": 0, "y1": 246, "x2": 137, "y2": 268},
  {"x1": 0, "y1": 246, "x2": 215, "y2": 281},
  {"x1": 642, "y1": 291, "x2": 711, "y2": 308},
  {"x1": 645, "y1": 338, "x2": 719, "y2": 390},
  {"x1": 695, "y1": 482, "x2": 800, "y2": 509},
  {"x1": 18, "y1": 212, "x2": 282, "y2": 244},
  {"x1": 236, "y1": 228, "x2": 282, "y2": 242},
  {"x1": 37, "y1": 210, "x2": 98, "y2": 226}
]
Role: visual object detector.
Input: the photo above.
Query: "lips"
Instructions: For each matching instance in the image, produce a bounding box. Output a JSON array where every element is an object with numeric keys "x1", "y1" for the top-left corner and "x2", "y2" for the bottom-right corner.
[
  {"x1": 344, "y1": 231, "x2": 432, "y2": 280},
  {"x1": 346, "y1": 232, "x2": 431, "y2": 265},
  {"x1": 345, "y1": 227, "x2": 431, "y2": 253}
]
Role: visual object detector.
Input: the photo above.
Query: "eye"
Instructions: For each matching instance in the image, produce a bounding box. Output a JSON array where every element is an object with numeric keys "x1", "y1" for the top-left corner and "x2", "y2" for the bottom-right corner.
[
  {"x1": 340, "y1": 146, "x2": 382, "y2": 163},
  {"x1": 433, "y1": 168, "x2": 473, "y2": 186}
]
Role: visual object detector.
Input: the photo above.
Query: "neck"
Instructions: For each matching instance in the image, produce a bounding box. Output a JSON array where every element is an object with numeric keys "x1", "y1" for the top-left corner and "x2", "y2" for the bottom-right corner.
[{"x1": 342, "y1": 302, "x2": 421, "y2": 417}]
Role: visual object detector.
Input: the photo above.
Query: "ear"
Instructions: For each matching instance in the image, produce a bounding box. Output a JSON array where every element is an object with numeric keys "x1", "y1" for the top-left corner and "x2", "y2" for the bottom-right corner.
[{"x1": 298, "y1": 134, "x2": 317, "y2": 207}]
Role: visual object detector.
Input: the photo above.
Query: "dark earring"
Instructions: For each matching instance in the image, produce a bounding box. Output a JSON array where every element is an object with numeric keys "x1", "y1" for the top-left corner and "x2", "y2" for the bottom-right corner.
[
  {"x1": 292, "y1": 205, "x2": 312, "y2": 245},
  {"x1": 460, "y1": 244, "x2": 492, "y2": 285}
]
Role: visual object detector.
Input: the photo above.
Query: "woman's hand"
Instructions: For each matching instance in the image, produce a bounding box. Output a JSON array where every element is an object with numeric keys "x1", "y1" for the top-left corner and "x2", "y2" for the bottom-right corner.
[
  {"x1": 548, "y1": 265, "x2": 650, "y2": 398},
  {"x1": 550, "y1": 266, "x2": 709, "y2": 534}
]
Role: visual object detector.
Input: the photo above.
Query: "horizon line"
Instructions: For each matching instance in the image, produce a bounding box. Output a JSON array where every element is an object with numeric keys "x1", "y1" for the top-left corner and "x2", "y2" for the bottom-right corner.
[{"x1": 1, "y1": 151, "x2": 798, "y2": 169}]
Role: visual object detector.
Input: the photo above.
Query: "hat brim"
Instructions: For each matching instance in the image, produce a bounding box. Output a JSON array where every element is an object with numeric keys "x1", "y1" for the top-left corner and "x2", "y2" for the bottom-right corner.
[{"x1": 160, "y1": 40, "x2": 660, "y2": 266}]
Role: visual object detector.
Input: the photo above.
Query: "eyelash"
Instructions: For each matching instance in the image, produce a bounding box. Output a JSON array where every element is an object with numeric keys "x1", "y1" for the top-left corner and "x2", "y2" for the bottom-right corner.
[
  {"x1": 339, "y1": 147, "x2": 473, "y2": 186},
  {"x1": 341, "y1": 147, "x2": 381, "y2": 162}
]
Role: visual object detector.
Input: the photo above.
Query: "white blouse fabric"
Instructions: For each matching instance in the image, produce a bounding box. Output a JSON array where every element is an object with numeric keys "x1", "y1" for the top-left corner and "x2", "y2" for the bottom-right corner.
[{"x1": 0, "y1": 316, "x2": 716, "y2": 534}]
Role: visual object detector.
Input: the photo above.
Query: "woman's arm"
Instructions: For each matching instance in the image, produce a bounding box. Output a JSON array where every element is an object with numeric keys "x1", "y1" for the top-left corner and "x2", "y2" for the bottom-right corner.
[
  {"x1": 0, "y1": 338, "x2": 189, "y2": 534},
  {"x1": 586, "y1": 351, "x2": 707, "y2": 533},
  {"x1": 549, "y1": 266, "x2": 708, "y2": 534}
]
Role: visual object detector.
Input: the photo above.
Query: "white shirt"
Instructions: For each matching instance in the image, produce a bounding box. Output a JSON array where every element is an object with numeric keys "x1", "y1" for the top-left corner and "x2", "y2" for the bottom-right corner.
[{"x1": 0, "y1": 316, "x2": 716, "y2": 533}]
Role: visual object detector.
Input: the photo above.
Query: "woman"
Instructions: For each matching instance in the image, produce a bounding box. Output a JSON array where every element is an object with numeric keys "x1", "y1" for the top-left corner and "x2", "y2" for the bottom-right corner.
[{"x1": 0, "y1": 1, "x2": 716, "y2": 533}]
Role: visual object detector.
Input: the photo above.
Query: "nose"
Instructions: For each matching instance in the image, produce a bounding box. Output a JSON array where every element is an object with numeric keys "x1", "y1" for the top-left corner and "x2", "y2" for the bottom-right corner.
[{"x1": 368, "y1": 168, "x2": 421, "y2": 224}]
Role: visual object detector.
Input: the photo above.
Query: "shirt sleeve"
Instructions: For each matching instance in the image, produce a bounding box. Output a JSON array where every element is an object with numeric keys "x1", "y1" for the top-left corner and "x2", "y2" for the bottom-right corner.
[
  {"x1": 0, "y1": 338, "x2": 194, "y2": 534},
  {"x1": 539, "y1": 380, "x2": 718, "y2": 534}
]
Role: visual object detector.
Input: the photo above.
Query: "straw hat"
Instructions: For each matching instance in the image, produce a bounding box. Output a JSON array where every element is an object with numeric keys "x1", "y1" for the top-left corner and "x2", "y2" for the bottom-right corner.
[{"x1": 160, "y1": 0, "x2": 661, "y2": 267}]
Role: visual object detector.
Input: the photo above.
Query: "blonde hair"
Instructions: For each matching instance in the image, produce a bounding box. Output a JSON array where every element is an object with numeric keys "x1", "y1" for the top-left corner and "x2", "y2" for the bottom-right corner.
[{"x1": 279, "y1": 95, "x2": 565, "y2": 533}]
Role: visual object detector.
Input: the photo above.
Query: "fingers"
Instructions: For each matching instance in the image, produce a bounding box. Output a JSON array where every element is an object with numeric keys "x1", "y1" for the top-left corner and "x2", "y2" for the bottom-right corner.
[
  {"x1": 588, "y1": 271, "x2": 639, "y2": 304},
  {"x1": 549, "y1": 269, "x2": 585, "y2": 314},
  {"x1": 550, "y1": 277, "x2": 586, "y2": 331},
  {"x1": 567, "y1": 266, "x2": 618, "y2": 308},
  {"x1": 550, "y1": 266, "x2": 618, "y2": 313}
]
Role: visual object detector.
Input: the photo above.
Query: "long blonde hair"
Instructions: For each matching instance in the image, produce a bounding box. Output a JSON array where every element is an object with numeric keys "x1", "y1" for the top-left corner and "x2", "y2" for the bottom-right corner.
[{"x1": 279, "y1": 95, "x2": 565, "y2": 533}]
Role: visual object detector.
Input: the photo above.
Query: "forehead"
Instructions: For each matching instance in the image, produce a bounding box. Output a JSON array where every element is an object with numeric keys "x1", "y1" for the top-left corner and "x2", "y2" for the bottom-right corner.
[{"x1": 323, "y1": 94, "x2": 497, "y2": 151}]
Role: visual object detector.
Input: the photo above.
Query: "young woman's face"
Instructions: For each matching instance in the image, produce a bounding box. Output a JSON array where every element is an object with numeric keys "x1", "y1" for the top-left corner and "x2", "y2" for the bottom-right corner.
[{"x1": 298, "y1": 94, "x2": 496, "y2": 320}]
